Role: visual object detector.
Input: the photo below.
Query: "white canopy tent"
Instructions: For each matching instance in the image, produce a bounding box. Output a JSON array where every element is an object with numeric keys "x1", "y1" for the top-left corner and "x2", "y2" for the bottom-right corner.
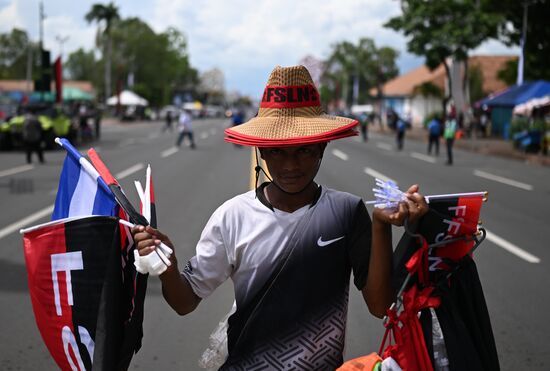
[
  {"x1": 513, "y1": 95, "x2": 550, "y2": 116},
  {"x1": 106, "y1": 90, "x2": 148, "y2": 106}
]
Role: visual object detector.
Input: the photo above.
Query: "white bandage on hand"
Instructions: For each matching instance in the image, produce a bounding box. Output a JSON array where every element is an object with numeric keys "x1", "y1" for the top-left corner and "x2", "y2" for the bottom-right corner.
[{"x1": 133, "y1": 248, "x2": 170, "y2": 276}]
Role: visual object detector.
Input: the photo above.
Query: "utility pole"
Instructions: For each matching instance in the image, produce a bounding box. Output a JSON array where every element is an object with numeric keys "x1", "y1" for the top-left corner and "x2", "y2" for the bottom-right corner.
[
  {"x1": 39, "y1": 1, "x2": 45, "y2": 49},
  {"x1": 26, "y1": 43, "x2": 33, "y2": 94},
  {"x1": 517, "y1": 1, "x2": 538, "y2": 85}
]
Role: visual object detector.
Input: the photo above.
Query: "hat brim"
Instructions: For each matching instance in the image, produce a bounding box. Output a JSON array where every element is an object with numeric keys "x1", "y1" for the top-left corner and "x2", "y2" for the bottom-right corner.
[
  {"x1": 225, "y1": 128, "x2": 358, "y2": 147},
  {"x1": 225, "y1": 115, "x2": 358, "y2": 147}
]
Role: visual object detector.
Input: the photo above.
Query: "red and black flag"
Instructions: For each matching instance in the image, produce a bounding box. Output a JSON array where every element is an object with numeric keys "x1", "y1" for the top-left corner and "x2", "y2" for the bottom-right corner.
[
  {"x1": 22, "y1": 216, "x2": 126, "y2": 370},
  {"x1": 390, "y1": 193, "x2": 500, "y2": 370},
  {"x1": 23, "y1": 140, "x2": 151, "y2": 370},
  {"x1": 392, "y1": 193, "x2": 485, "y2": 287}
]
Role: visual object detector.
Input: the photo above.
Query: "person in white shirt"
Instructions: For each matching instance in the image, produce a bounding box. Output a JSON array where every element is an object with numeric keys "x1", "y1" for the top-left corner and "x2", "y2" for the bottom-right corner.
[
  {"x1": 176, "y1": 109, "x2": 196, "y2": 149},
  {"x1": 132, "y1": 65, "x2": 427, "y2": 370}
]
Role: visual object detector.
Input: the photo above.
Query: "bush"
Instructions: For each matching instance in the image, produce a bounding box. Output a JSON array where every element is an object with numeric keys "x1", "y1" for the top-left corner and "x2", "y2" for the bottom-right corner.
[{"x1": 509, "y1": 116, "x2": 529, "y2": 138}]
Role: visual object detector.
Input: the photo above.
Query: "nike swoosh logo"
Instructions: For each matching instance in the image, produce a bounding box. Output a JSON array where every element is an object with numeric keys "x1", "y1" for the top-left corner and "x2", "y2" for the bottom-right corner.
[{"x1": 317, "y1": 236, "x2": 344, "y2": 247}]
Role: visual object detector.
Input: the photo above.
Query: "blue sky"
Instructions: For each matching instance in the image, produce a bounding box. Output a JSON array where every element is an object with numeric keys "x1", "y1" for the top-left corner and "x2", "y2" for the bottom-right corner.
[{"x1": 1, "y1": 0, "x2": 519, "y2": 97}]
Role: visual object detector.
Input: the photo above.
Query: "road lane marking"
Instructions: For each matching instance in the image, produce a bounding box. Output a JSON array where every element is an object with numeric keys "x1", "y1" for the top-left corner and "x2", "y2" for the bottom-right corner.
[
  {"x1": 364, "y1": 167, "x2": 395, "y2": 183},
  {"x1": 0, "y1": 164, "x2": 34, "y2": 178},
  {"x1": 0, "y1": 204, "x2": 54, "y2": 240},
  {"x1": 116, "y1": 163, "x2": 145, "y2": 180},
  {"x1": 485, "y1": 230, "x2": 540, "y2": 263},
  {"x1": 376, "y1": 143, "x2": 393, "y2": 151},
  {"x1": 473, "y1": 170, "x2": 533, "y2": 191},
  {"x1": 161, "y1": 147, "x2": 179, "y2": 158},
  {"x1": 331, "y1": 149, "x2": 348, "y2": 161},
  {"x1": 410, "y1": 152, "x2": 436, "y2": 163},
  {"x1": 200, "y1": 132, "x2": 209, "y2": 139}
]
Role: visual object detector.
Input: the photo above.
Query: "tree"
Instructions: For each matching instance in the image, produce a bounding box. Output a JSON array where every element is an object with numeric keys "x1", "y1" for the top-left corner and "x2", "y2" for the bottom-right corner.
[
  {"x1": 385, "y1": 0, "x2": 501, "y2": 114},
  {"x1": 85, "y1": 2, "x2": 120, "y2": 101},
  {"x1": 468, "y1": 65, "x2": 486, "y2": 103},
  {"x1": 486, "y1": 0, "x2": 550, "y2": 82},
  {"x1": 0, "y1": 28, "x2": 39, "y2": 79},
  {"x1": 322, "y1": 38, "x2": 399, "y2": 108},
  {"x1": 64, "y1": 48, "x2": 98, "y2": 81},
  {"x1": 109, "y1": 18, "x2": 197, "y2": 106},
  {"x1": 497, "y1": 59, "x2": 518, "y2": 86}
]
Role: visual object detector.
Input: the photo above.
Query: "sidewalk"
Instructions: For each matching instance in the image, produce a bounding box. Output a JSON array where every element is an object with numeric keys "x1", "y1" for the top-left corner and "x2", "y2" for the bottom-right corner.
[{"x1": 371, "y1": 126, "x2": 550, "y2": 167}]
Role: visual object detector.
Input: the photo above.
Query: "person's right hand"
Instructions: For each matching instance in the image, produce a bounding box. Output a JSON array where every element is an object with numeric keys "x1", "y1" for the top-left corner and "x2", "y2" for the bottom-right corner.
[{"x1": 131, "y1": 225, "x2": 175, "y2": 258}]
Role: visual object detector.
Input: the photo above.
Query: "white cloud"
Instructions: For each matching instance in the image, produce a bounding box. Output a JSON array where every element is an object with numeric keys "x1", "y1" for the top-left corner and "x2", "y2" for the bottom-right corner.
[
  {"x1": 43, "y1": 14, "x2": 96, "y2": 59},
  {"x1": 1, "y1": 0, "x2": 519, "y2": 96},
  {"x1": 0, "y1": 0, "x2": 24, "y2": 32}
]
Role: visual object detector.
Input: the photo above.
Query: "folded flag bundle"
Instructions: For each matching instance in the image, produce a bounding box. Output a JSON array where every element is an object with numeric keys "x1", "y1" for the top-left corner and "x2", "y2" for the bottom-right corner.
[
  {"x1": 340, "y1": 180, "x2": 499, "y2": 371},
  {"x1": 20, "y1": 138, "x2": 161, "y2": 370}
]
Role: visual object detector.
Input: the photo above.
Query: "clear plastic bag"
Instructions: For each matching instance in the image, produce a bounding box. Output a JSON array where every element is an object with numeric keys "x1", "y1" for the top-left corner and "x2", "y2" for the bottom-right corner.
[{"x1": 198, "y1": 302, "x2": 236, "y2": 370}]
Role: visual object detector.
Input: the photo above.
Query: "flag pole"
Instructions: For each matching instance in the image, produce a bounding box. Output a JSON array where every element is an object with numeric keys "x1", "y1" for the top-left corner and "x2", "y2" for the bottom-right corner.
[
  {"x1": 365, "y1": 191, "x2": 488, "y2": 205},
  {"x1": 55, "y1": 138, "x2": 111, "y2": 195}
]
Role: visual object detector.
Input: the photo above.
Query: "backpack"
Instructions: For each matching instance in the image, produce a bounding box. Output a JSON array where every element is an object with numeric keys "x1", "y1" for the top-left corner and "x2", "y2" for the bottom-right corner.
[{"x1": 22, "y1": 116, "x2": 42, "y2": 143}]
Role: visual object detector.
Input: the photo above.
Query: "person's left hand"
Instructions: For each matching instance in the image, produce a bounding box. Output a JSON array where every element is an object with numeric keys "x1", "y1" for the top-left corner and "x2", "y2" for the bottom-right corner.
[{"x1": 372, "y1": 184, "x2": 428, "y2": 226}]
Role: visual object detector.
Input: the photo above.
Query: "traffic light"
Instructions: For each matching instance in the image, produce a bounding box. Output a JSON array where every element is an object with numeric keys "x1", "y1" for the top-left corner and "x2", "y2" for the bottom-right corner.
[
  {"x1": 41, "y1": 50, "x2": 51, "y2": 69},
  {"x1": 34, "y1": 49, "x2": 52, "y2": 93}
]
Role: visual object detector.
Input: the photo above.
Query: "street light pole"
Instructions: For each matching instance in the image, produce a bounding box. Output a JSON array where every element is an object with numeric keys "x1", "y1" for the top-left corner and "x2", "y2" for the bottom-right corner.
[
  {"x1": 39, "y1": 1, "x2": 45, "y2": 49},
  {"x1": 517, "y1": 1, "x2": 540, "y2": 85},
  {"x1": 517, "y1": 2, "x2": 529, "y2": 85}
]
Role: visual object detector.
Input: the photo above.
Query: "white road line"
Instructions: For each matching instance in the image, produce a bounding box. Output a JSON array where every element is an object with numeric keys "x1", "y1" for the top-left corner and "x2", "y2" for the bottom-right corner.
[
  {"x1": 410, "y1": 152, "x2": 436, "y2": 163},
  {"x1": 161, "y1": 147, "x2": 179, "y2": 158},
  {"x1": 376, "y1": 143, "x2": 393, "y2": 151},
  {"x1": 485, "y1": 230, "x2": 541, "y2": 263},
  {"x1": 0, "y1": 204, "x2": 54, "y2": 240},
  {"x1": 473, "y1": 169, "x2": 533, "y2": 191},
  {"x1": 364, "y1": 167, "x2": 395, "y2": 183},
  {"x1": 0, "y1": 164, "x2": 34, "y2": 178},
  {"x1": 331, "y1": 149, "x2": 348, "y2": 161},
  {"x1": 200, "y1": 132, "x2": 209, "y2": 139},
  {"x1": 116, "y1": 163, "x2": 145, "y2": 180}
]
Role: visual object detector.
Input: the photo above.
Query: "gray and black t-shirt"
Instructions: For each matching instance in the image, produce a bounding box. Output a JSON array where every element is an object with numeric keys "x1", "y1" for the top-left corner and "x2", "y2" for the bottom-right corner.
[{"x1": 183, "y1": 183, "x2": 372, "y2": 370}]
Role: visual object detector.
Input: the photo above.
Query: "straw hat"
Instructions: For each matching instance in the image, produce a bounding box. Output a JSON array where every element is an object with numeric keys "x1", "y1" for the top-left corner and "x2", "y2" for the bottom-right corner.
[{"x1": 224, "y1": 65, "x2": 358, "y2": 147}]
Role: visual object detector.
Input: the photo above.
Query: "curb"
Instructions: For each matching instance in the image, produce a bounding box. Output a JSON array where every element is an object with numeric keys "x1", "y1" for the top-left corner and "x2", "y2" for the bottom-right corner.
[{"x1": 371, "y1": 127, "x2": 550, "y2": 167}]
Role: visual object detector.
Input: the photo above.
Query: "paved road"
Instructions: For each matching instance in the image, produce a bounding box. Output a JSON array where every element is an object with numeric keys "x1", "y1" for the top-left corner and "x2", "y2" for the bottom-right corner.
[{"x1": 0, "y1": 119, "x2": 548, "y2": 370}]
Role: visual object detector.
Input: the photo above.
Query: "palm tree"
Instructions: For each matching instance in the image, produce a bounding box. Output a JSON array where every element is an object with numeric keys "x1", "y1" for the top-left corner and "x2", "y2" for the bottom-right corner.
[{"x1": 85, "y1": 2, "x2": 120, "y2": 102}]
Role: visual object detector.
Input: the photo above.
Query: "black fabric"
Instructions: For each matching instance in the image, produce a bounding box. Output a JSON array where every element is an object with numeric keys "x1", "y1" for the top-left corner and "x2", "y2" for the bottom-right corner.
[
  {"x1": 423, "y1": 257, "x2": 500, "y2": 371},
  {"x1": 348, "y1": 200, "x2": 372, "y2": 290},
  {"x1": 118, "y1": 201, "x2": 155, "y2": 369},
  {"x1": 65, "y1": 216, "x2": 148, "y2": 370},
  {"x1": 223, "y1": 205, "x2": 317, "y2": 369},
  {"x1": 221, "y1": 192, "x2": 369, "y2": 370},
  {"x1": 391, "y1": 197, "x2": 499, "y2": 371},
  {"x1": 65, "y1": 216, "x2": 124, "y2": 370}
]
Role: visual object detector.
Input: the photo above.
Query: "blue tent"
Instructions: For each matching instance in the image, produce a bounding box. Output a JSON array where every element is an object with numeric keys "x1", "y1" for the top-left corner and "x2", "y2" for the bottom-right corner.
[
  {"x1": 478, "y1": 80, "x2": 550, "y2": 137},
  {"x1": 480, "y1": 80, "x2": 550, "y2": 107}
]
